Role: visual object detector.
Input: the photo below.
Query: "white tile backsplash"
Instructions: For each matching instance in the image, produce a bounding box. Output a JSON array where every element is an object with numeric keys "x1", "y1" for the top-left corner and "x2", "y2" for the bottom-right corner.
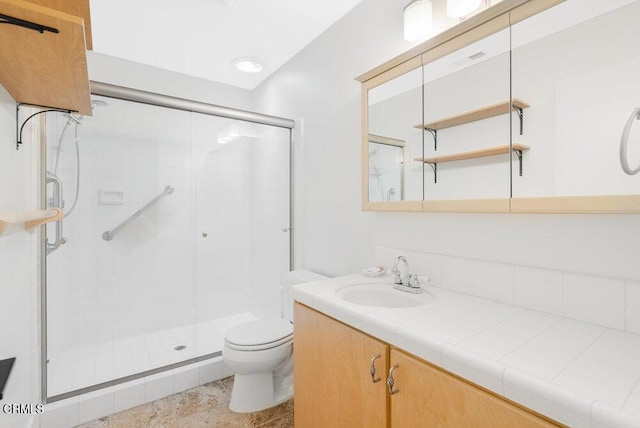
[
  {"x1": 441, "y1": 256, "x2": 475, "y2": 295},
  {"x1": 473, "y1": 261, "x2": 514, "y2": 304},
  {"x1": 376, "y1": 247, "x2": 639, "y2": 335},
  {"x1": 514, "y1": 265, "x2": 563, "y2": 314},
  {"x1": 409, "y1": 251, "x2": 442, "y2": 286},
  {"x1": 563, "y1": 273, "x2": 626, "y2": 330}
]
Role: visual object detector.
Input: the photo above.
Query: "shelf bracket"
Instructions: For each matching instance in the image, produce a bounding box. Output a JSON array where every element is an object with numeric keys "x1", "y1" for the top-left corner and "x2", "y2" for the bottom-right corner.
[
  {"x1": 16, "y1": 103, "x2": 71, "y2": 150},
  {"x1": 514, "y1": 149, "x2": 524, "y2": 176},
  {"x1": 425, "y1": 128, "x2": 437, "y2": 151},
  {"x1": 426, "y1": 162, "x2": 437, "y2": 183},
  {"x1": 514, "y1": 106, "x2": 524, "y2": 135},
  {"x1": 0, "y1": 13, "x2": 59, "y2": 34}
]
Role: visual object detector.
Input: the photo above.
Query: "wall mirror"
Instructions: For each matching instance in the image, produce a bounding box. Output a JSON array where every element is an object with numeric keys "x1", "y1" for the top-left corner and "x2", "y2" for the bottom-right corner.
[
  {"x1": 361, "y1": 0, "x2": 640, "y2": 213},
  {"x1": 365, "y1": 63, "x2": 423, "y2": 209},
  {"x1": 421, "y1": 27, "x2": 512, "y2": 207},
  {"x1": 510, "y1": 0, "x2": 640, "y2": 211}
]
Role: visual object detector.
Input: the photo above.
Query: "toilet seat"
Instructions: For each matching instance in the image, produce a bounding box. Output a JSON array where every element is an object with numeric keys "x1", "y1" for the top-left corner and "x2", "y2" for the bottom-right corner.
[{"x1": 225, "y1": 319, "x2": 293, "y2": 351}]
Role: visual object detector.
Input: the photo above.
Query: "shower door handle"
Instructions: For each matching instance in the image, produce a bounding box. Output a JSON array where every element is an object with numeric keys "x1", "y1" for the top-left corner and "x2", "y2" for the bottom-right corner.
[{"x1": 45, "y1": 173, "x2": 65, "y2": 254}]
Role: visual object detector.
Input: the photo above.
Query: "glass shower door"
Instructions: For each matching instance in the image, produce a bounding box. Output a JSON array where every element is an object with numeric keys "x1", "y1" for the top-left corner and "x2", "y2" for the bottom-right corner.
[
  {"x1": 193, "y1": 115, "x2": 291, "y2": 355},
  {"x1": 44, "y1": 97, "x2": 199, "y2": 398}
]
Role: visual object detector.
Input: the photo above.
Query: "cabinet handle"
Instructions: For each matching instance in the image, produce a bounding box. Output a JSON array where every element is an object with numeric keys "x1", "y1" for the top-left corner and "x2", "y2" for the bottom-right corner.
[
  {"x1": 387, "y1": 365, "x2": 399, "y2": 395},
  {"x1": 369, "y1": 355, "x2": 381, "y2": 383}
]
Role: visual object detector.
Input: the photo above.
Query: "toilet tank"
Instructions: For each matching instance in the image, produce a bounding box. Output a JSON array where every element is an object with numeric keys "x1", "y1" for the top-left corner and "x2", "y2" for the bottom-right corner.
[{"x1": 283, "y1": 269, "x2": 328, "y2": 322}]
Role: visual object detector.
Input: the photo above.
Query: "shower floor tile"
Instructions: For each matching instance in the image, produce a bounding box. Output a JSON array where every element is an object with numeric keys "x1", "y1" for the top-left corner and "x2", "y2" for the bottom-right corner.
[{"x1": 48, "y1": 313, "x2": 258, "y2": 397}]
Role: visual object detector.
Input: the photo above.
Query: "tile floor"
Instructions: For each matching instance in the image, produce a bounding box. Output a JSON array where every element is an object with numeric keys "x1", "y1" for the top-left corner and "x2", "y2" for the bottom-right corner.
[
  {"x1": 49, "y1": 313, "x2": 258, "y2": 396},
  {"x1": 77, "y1": 376, "x2": 293, "y2": 427}
]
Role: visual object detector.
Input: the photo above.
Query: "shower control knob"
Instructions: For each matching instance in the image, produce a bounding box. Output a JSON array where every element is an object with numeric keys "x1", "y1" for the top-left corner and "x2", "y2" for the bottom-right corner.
[
  {"x1": 282, "y1": 227, "x2": 291, "y2": 232},
  {"x1": 60, "y1": 238, "x2": 68, "y2": 245},
  {"x1": 201, "y1": 232, "x2": 208, "y2": 238}
]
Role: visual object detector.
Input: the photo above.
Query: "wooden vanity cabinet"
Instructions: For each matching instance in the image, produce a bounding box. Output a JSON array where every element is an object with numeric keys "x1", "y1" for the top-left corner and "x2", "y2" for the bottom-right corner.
[
  {"x1": 293, "y1": 302, "x2": 389, "y2": 427},
  {"x1": 294, "y1": 303, "x2": 560, "y2": 427},
  {"x1": 389, "y1": 349, "x2": 558, "y2": 427}
]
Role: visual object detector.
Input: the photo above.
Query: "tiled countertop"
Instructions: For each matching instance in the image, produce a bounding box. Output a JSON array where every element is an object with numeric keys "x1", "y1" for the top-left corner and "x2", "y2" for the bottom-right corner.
[{"x1": 292, "y1": 274, "x2": 640, "y2": 428}]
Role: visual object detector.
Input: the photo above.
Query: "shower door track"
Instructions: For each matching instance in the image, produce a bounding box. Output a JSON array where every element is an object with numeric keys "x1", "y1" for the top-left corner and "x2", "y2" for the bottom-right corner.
[{"x1": 40, "y1": 82, "x2": 297, "y2": 403}]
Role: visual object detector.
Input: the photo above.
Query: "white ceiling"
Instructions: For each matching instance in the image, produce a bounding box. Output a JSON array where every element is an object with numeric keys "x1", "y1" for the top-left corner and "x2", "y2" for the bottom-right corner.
[{"x1": 89, "y1": 0, "x2": 364, "y2": 90}]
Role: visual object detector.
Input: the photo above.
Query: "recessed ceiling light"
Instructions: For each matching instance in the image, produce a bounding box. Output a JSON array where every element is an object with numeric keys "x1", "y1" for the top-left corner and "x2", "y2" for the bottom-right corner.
[{"x1": 232, "y1": 57, "x2": 263, "y2": 73}]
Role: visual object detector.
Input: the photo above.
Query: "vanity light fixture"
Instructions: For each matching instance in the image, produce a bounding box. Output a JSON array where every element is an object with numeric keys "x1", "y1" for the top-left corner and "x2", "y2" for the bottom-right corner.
[
  {"x1": 404, "y1": 0, "x2": 433, "y2": 42},
  {"x1": 232, "y1": 57, "x2": 263, "y2": 73},
  {"x1": 447, "y1": 0, "x2": 484, "y2": 18}
]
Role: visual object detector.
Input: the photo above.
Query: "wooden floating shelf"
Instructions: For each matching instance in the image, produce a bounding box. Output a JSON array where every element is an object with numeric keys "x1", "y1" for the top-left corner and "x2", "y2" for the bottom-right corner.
[
  {"x1": 0, "y1": 0, "x2": 92, "y2": 115},
  {"x1": 0, "y1": 208, "x2": 64, "y2": 236},
  {"x1": 415, "y1": 144, "x2": 530, "y2": 164},
  {"x1": 415, "y1": 144, "x2": 530, "y2": 183},
  {"x1": 416, "y1": 99, "x2": 530, "y2": 131}
]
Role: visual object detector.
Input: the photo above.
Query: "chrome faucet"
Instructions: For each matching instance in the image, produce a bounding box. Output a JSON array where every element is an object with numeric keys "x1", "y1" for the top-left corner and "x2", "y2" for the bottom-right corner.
[{"x1": 391, "y1": 256, "x2": 422, "y2": 294}]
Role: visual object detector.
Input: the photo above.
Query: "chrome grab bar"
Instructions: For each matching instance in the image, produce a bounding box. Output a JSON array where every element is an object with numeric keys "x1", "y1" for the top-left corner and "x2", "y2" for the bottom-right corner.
[
  {"x1": 45, "y1": 172, "x2": 66, "y2": 255},
  {"x1": 102, "y1": 185, "x2": 174, "y2": 241},
  {"x1": 620, "y1": 107, "x2": 640, "y2": 175}
]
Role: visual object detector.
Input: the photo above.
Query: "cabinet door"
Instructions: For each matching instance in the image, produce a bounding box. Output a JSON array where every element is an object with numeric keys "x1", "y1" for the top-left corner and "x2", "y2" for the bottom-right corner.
[
  {"x1": 294, "y1": 303, "x2": 389, "y2": 428},
  {"x1": 389, "y1": 349, "x2": 558, "y2": 428}
]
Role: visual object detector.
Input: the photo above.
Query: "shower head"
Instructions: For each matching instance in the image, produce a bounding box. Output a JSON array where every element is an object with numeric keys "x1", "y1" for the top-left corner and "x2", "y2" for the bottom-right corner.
[{"x1": 64, "y1": 99, "x2": 108, "y2": 125}]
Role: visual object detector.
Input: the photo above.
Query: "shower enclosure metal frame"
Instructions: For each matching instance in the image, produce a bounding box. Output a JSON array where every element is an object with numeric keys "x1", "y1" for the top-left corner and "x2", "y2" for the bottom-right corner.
[{"x1": 39, "y1": 81, "x2": 296, "y2": 403}]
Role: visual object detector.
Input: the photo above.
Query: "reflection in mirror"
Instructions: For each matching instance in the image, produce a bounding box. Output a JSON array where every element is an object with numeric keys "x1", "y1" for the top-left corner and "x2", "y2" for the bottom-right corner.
[
  {"x1": 511, "y1": 0, "x2": 640, "y2": 197},
  {"x1": 368, "y1": 135, "x2": 404, "y2": 202},
  {"x1": 420, "y1": 27, "x2": 512, "y2": 200},
  {"x1": 368, "y1": 66, "x2": 423, "y2": 202}
]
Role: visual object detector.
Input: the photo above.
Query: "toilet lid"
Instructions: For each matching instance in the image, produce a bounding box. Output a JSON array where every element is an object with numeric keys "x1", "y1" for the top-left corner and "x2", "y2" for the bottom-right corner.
[{"x1": 225, "y1": 319, "x2": 293, "y2": 350}]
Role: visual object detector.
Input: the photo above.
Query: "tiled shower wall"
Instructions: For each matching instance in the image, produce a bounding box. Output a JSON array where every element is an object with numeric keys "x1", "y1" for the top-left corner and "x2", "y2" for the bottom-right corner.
[
  {"x1": 375, "y1": 247, "x2": 640, "y2": 334},
  {"x1": 45, "y1": 98, "x2": 289, "y2": 357}
]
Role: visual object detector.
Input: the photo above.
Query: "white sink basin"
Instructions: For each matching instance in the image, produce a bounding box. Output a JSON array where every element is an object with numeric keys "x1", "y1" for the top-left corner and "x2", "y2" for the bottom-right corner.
[{"x1": 336, "y1": 283, "x2": 434, "y2": 308}]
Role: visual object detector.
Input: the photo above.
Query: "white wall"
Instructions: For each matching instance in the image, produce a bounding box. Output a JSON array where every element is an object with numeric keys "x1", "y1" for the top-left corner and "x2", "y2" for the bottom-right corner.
[
  {"x1": 0, "y1": 86, "x2": 41, "y2": 427},
  {"x1": 88, "y1": 52, "x2": 252, "y2": 111},
  {"x1": 251, "y1": 0, "x2": 640, "y2": 281}
]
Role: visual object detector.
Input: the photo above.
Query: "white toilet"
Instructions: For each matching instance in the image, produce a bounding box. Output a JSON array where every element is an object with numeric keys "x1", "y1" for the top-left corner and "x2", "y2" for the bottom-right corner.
[{"x1": 223, "y1": 270, "x2": 327, "y2": 413}]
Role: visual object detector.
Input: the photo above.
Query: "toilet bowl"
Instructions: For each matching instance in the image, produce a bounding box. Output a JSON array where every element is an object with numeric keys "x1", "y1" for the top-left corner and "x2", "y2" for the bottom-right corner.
[{"x1": 222, "y1": 270, "x2": 327, "y2": 413}]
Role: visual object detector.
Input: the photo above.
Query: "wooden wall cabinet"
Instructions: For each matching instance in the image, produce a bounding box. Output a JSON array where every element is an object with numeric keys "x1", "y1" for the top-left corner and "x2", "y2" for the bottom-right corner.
[
  {"x1": 294, "y1": 303, "x2": 560, "y2": 427},
  {"x1": 23, "y1": 0, "x2": 92, "y2": 49},
  {"x1": 0, "y1": 0, "x2": 92, "y2": 114}
]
